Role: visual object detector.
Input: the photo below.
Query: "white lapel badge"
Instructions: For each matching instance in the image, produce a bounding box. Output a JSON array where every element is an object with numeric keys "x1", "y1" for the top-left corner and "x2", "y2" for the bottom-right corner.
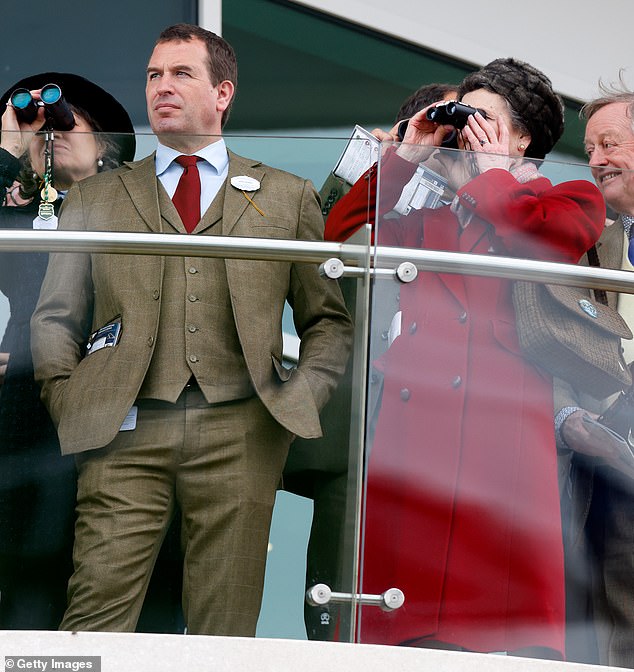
[
  {"x1": 231, "y1": 176, "x2": 264, "y2": 216},
  {"x1": 231, "y1": 175, "x2": 260, "y2": 192}
]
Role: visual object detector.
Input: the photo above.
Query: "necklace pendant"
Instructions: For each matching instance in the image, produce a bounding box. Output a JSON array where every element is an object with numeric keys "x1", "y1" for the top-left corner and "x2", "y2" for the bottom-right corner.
[{"x1": 40, "y1": 186, "x2": 58, "y2": 203}]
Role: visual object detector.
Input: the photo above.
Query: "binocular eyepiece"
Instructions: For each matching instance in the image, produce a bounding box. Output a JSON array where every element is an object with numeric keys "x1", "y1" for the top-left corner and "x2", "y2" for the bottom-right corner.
[
  {"x1": 9, "y1": 84, "x2": 76, "y2": 131},
  {"x1": 425, "y1": 101, "x2": 486, "y2": 129}
]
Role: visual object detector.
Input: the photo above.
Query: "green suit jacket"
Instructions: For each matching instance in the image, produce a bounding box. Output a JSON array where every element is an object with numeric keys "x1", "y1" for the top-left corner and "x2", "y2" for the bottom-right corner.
[{"x1": 31, "y1": 150, "x2": 353, "y2": 455}]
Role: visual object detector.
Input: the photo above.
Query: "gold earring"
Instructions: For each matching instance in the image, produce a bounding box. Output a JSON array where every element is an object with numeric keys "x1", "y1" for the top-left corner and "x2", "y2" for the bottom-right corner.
[{"x1": 518, "y1": 143, "x2": 526, "y2": 151}]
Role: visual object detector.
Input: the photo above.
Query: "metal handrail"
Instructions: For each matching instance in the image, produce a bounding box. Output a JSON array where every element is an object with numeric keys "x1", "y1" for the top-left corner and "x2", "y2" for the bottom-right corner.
[
  {"x1": 1, "y1": 229, "x2": 633, "y2": 293},
  {"x1": 371, "y1": 247, "x2": 634, "y2": 293},
  {"x1": 0, "y1": 230, "x2": 351, "y2": 264}
]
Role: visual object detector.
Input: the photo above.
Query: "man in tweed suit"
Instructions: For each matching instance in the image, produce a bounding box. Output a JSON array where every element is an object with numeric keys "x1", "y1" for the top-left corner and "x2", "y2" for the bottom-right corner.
[
  {"x1": 555, "y1": 87, "x2": 634, "y2": 667},
  {"x1": 31, "y1": 23, "x2": 352, "y2": 635}
]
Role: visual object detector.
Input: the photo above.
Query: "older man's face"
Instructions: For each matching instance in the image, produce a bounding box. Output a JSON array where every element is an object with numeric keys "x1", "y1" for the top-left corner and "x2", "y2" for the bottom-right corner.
[{"x1": 585, "y1": 102, "x2": 634, "y2": 215}]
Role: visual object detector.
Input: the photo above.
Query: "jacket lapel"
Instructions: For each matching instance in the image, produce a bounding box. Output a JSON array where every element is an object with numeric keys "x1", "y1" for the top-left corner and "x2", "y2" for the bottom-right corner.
[
  {"x1": 124, "y1": 150, "x2": 267, "y2": 235},
  {"x1": 195, "y1": 185, "x2": 225, "y2": 234},
  {"x1": 222, "y1": 151, "x2": 266, "y2": 236},
  {"x1": 597, "y1": 216, "x2": 625, "y2": 269},
  {"x1": 156, "y1": 187, "x2": 184, "y2": 233},
  {"x1": 596, "y1": 217, "x2": 624, "y2": 309},
  {"x1": 120, "y1": 154, "x2": 168, "y2": 233}
]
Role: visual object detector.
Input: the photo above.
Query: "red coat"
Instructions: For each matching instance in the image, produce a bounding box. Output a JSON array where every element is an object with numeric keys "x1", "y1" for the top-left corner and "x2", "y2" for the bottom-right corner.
[{"x1": 327, "y1": 151, "x2": 605, "y2": 654}]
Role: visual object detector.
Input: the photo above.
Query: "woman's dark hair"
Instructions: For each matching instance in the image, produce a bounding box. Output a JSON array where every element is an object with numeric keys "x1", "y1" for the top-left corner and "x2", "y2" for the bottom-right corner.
[{"x1": 458, "y1": 58, "x2": 564, "y2": 159}]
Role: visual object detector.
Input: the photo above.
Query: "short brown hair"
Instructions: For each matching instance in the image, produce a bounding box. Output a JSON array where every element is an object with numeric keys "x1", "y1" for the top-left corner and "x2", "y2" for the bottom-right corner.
[{"x1": 156, "y1": 23, "x2": 238, "y2": 127}]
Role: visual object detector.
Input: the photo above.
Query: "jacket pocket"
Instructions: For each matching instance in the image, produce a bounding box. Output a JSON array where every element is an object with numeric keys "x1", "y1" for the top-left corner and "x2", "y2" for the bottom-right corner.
[{"x1": 272, "y1": 354, "x2": 294, "y2": 382}]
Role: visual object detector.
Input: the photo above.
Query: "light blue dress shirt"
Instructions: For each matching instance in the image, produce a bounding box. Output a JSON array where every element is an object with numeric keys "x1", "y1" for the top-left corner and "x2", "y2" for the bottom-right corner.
[{"x1": 155, "y1": 139, "x2": 229, "y2": 216}]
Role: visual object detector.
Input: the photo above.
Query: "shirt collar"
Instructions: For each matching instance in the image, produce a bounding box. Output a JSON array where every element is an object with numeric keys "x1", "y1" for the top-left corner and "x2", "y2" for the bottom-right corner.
[{"x1": 155, "y1": 138, "x2": 228, "y2": 177}]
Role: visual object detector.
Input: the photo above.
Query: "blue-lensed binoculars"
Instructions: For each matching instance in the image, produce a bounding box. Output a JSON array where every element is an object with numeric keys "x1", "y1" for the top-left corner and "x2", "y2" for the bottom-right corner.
[{"x1": 9, "y1": 83, "x2": 75, "y2": 131}]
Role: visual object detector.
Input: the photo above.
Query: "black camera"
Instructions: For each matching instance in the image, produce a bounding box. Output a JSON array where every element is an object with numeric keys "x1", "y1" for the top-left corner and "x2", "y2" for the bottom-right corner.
[
  {"x1": 426, "y1": 101, "x2": 486, "y2": 129},
  {"x1": 9, "y1": 83, "x2": 75, "y2": 131}
]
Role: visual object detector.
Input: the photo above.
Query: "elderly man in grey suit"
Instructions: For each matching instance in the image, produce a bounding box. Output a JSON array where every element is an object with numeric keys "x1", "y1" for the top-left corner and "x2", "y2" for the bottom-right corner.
[
  {"x1": 555, "y1": 87, "x2": 634, "y2": 667},
  {"x1": 31, "y1": 23, "x2": 353, "y2": 636}
]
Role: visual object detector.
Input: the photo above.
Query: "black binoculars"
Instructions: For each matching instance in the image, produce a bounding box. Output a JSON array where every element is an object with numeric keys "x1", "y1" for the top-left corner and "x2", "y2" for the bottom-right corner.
[
  {"x1": 9, "y1": 84, "x2": 75, "y2": 131},
  {"x1": 426, "y1": 101, "x2": 486, "y2": 129},
  {"x1": 397, "y1": 101, "x2": 488, "y2": 148}
]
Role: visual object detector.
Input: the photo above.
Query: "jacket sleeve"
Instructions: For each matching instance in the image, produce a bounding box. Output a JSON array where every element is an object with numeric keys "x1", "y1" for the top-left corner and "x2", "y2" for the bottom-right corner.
[
  {"x1": 30, "y1": 184, "x2": 94, "y2": 426},
  {"x1": 289, "y1": 179, "x2": 354, "y2": 411},
  {"x1": 324, "y1": 149, "x2": 418, "y2": 243},
  {"x1": 455, "y1": 169, "x2": 606, "y2": 262}
]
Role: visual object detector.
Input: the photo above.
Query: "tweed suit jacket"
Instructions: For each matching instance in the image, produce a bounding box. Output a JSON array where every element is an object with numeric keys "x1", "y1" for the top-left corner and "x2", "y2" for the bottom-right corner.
[
  {"x1": 554, "y1": 218, "x2": 624, "y2": 411},
  {"x1": 555, "y1": 217, "x2": 623, "y2": 402},
  {"x1": 554, "y1": 217, "x2": 624, "y2": 541},
  {"x1": 30, "y1": 150, "x2": 353, "y2": 455}
]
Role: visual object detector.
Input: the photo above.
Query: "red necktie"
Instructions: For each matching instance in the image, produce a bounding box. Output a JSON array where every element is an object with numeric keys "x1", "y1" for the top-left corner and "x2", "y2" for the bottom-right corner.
[{"x1": 173, "y1": 155, "x2": 201, "y2": 233}]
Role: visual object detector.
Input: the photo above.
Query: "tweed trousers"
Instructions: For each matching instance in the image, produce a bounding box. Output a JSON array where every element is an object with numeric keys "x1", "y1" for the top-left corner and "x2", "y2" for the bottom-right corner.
[{"x1": 60, "y1": 386, "x2": 291, "y2": 635}]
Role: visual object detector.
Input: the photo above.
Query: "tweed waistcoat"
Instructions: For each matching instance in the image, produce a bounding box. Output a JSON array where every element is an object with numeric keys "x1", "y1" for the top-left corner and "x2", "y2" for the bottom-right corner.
[{"x1": 138, "y1": 184, "x2": 254, "y2": 403}]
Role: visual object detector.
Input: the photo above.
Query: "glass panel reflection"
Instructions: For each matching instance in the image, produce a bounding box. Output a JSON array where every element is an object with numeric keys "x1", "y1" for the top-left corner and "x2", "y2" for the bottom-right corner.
[
  {"x1": 0, "y1": 130, "x2": 366, "y2": 642},
  {"x1": 347, "y1": 137, "x2": 634, "y2": 664}
]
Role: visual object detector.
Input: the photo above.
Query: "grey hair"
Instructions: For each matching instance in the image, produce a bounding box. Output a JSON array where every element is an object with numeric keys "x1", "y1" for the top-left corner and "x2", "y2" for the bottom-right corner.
[{"x1": 581, "y1": 70, "x2": 634, "y2": 130}]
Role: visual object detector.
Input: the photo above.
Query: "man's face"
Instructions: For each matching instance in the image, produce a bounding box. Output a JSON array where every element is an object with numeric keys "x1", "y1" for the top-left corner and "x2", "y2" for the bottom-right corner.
[
  {"x1": 585, "y1": 102, "x2": 634, "y2": 215},
  {"x1": 146, "y1": 38, "x2": 233, "y2": 146}
]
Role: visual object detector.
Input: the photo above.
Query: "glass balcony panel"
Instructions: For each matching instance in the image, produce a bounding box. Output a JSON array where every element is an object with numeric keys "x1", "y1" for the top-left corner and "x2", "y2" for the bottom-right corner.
[
  {"x1": 0, "y1": 130, "x2": 370, "y2": 642},
  {"x1": 5, "y1": 127, "x2": 633, "y2": 662},
  {"x1": 357, "y1": 140, "x2": 634, "y2": 665}
]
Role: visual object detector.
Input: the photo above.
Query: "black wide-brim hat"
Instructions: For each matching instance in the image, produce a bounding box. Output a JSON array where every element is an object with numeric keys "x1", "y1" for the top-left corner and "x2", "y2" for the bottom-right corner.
[{"x1": 0, "y1": 72, "x2": 135, "y2": 164}]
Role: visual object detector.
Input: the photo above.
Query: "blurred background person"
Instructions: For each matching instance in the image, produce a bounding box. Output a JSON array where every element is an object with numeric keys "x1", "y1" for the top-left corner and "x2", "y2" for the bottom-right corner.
[{"x1": 0, "y1": 72, "x2": 181, "y2": 632}]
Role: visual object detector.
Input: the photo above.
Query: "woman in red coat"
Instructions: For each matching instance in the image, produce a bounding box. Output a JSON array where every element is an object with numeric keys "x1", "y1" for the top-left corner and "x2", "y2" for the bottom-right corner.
[{"x1": 326, "y1": 59, "x2": 605, "y2": 657}]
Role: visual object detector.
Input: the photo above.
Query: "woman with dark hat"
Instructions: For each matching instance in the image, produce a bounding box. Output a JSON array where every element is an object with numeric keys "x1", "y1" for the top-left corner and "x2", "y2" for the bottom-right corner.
[
  {"x1": 327, "y1": 59, "x2": 606, "y2": 657},
  {"x1": 0, "y1": 73, "x2": 180, "y2": 632}
]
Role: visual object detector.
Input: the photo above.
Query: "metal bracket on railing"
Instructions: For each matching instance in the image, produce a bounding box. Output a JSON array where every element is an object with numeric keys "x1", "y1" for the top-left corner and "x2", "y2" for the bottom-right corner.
[
  {"x1": 319, "y1": 258, "x2": 346, "y2": 279},
  {"x1": 319, "y1": 257, "x2": 369, "y2": 279},
  {"x1": 395, "y1": 261, "x2": 418, "y2": 283},
  {"x1": 306, "y1": 583, "x2": 405, "y2": 612},
  {"x1": 319, "y1": 257, "x2": 418, "y2": 284}
]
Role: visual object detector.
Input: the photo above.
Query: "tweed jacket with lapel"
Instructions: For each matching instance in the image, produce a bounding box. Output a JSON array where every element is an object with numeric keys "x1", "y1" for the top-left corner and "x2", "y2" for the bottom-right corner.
[
  {"x1": 31, "y1": 150, "x2": 353, "y2": 455},
  {"x1": 554, "y1": 217, "x2": 625, "y2": 544}
]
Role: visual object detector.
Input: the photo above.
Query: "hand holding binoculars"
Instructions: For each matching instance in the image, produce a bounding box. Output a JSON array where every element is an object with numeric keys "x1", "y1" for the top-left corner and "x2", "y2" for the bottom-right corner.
[
  {"x1": 425, "y1": 101, "x2": 487, "y2": 128},
  {"x1": 9, "y1": 84, "x2": 75, "y2": 131},
  {"x1": 396, "y1": 101, "x2": 488, "y2": 148}
]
